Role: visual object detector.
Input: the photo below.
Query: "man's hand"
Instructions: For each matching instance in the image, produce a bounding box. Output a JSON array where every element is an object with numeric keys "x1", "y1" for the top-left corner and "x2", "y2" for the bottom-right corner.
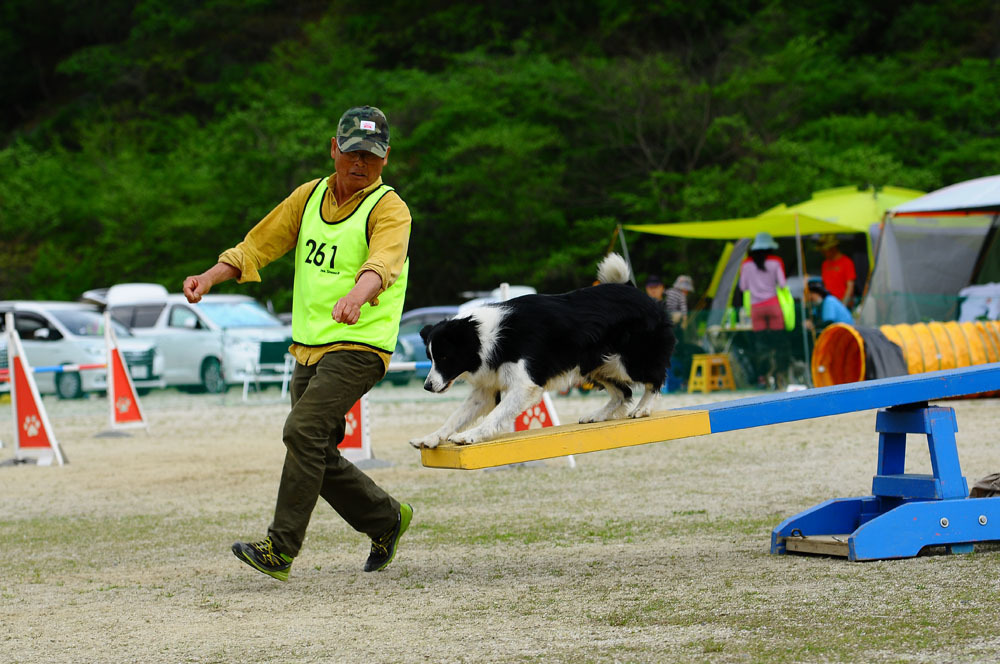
[
  {"x1": 183, "y1": 263, "x2": 241, "y2": 303},
  {"x1": 183, "y1": 275, "x2": 211, "y2": 303},
  {"x1": 332, "y1": 270, "x2": 383, "y2": 325},
  {"x1": 332, "y1": 293, "x2": 366, "y2": 325}
]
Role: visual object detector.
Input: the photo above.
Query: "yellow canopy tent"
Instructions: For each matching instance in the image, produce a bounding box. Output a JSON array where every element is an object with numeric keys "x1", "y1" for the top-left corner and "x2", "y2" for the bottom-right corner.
[
  {"x1": 625, "y1": 211, "x2": 853, "y2": 386},
  {"x1": 624, "y1": 185, "x2": 924, "y2": 305},
  {"x1": 621, "y1": 185, "x2": 925, "y2": 386},
  {"x1": 627, "y1": 185, "x2": 924, "y2": 256},
  {"x1": 626, "y1": 211, "x2": 857, "y2": 239}
]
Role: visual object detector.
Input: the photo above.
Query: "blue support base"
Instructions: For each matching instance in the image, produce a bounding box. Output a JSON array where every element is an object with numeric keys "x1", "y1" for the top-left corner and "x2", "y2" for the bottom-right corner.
[{"x1": 772, "y1": 404, "x2": 1000, "y2": 561}]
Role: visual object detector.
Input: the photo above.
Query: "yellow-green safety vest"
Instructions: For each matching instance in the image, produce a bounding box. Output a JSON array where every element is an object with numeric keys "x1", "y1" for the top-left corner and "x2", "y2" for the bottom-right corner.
[{"x1": 291, "y1": 180, "x2": 409, "y2": 353}]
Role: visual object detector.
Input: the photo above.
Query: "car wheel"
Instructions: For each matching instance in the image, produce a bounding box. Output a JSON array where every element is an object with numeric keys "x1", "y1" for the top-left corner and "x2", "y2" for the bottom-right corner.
[
  {"x1": 200, "y1": 357, "x2": 227, "y2": 394},
  {"x1": 55, "y1": 370, "x2": 83, "y2": 400}
]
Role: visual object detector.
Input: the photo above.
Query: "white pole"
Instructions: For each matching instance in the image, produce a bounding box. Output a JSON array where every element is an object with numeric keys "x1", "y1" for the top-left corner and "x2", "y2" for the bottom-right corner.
[
  {"x1": 616, "y1": 225, "x2": 637, "y2": 286},
  {"x1": 794, "y1": 214, "x2": 811, "y2": 386}
]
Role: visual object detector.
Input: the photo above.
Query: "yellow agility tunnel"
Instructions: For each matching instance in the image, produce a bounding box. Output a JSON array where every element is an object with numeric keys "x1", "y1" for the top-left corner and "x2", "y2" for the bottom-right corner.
[{"x1": 812, "y1": 320, "x2": 1000, "y2": 387}]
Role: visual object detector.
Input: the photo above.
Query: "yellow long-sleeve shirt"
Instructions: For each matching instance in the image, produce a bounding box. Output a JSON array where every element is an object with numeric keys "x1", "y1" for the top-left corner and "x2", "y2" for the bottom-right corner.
[{"x1": 219, "y1": 174, "x2": 411, "y2": 369}]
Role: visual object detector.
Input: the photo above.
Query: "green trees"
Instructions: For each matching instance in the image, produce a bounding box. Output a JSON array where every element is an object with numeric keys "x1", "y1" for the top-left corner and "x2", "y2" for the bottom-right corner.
[{"x1": 3, "y1": 1, "x2": 998, "y2": 308}]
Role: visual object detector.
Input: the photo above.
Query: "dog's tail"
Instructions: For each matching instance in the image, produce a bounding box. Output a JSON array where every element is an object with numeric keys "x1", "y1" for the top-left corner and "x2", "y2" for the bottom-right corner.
[{"x1": 596, "y1": 253, "x2": 631, "y2": 285}]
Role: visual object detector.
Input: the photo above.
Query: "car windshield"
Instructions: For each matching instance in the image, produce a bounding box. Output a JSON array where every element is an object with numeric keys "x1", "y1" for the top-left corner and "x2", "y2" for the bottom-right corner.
[
  {"x1": 49, "y1": 309, "x2": 133, "y2": 337},
  {"x1": 197, "y1": 301, "x2": 282, "y2": 329}
]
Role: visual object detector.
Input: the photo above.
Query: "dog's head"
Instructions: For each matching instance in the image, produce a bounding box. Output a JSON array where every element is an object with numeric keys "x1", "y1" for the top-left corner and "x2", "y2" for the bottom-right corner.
[{"x1": 421, "y1": 317, "x2": 482, "y2": 393}]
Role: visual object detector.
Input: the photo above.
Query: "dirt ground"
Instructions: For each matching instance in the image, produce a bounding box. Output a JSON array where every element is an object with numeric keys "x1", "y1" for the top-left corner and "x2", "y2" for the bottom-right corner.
[{"x1": 2, "y1": 383, "x2": 1000, "y2": 663}]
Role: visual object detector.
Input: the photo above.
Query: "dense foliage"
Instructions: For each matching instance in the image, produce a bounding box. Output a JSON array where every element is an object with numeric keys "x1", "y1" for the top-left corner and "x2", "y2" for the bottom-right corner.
[{"x1": 3, "y1": 0, "x2": 999, "y2": 312}]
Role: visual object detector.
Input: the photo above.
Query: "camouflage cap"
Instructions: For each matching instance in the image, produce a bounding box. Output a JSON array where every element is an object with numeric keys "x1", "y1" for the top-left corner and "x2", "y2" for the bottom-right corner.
[{"x1": 336, "y1": 106, "x2": 390, "y2": 157}]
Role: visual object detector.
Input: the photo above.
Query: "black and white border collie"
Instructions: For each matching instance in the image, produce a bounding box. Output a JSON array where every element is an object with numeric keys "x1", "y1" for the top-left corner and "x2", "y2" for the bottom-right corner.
[{"x1": 409, "y1": 254, "x2": 675, "y2": 448}]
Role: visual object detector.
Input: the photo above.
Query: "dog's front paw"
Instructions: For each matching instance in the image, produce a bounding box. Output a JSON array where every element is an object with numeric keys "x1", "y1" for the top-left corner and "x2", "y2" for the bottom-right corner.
[
  {"x1": 447, "y1": 430, "x2": 477, "y2": 445},
  {"x1": 409, "y1": 434, "x2": 443, "y2": 449},
  {"x1": 448, "y1": 427, "x2": 493, "y2": 445}
]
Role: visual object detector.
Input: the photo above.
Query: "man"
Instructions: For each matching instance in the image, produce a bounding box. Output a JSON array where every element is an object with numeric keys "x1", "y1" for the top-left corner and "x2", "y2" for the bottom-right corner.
[
  {"x1": 662, "y1": 274, "x2": 694, "y2": 392},
  {"x1": 644, "y1": 274, "x2": 665, "y2": 305},
  {"x1": 817, "y1": 235, "x2": 856, "y2": 309},
  {"x1": 182, "y1": 106, "x2": 412, "y2": 581},
  {"x1": 665, "y1": 275, "x2": 694, "y2": 325}
]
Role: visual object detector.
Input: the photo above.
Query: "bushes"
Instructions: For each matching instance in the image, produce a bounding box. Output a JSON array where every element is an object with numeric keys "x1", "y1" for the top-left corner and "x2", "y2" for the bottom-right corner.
[{"x1": 3, "y1": 1, "x2": 998, "y2": 305}]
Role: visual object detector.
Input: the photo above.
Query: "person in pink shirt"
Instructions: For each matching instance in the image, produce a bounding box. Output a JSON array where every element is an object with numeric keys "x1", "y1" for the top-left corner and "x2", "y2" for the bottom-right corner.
[{"x1": 739, "y1": 232, "x2": 787, "y2": 331}]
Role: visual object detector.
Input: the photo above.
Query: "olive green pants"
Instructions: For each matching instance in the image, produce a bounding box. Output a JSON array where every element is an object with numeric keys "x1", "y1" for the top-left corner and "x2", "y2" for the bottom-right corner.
[{"x1": 267, "y1": 350, "x2": 399, "y2": 557}]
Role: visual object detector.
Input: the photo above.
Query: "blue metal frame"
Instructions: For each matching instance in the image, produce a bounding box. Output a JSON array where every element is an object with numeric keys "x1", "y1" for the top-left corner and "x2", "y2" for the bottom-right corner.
[{"x1": 771, "y1": 402, "x2": 1000, "y2": 561}]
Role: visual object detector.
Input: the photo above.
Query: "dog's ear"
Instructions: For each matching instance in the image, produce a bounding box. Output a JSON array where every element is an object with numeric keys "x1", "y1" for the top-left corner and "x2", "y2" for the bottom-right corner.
[{"x1": 419, "y1": 324, "x2": 433, "y2": 343}]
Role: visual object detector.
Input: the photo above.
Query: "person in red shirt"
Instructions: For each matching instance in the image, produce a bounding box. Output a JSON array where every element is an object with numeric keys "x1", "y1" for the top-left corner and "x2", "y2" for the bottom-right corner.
[{"x1": 817, "y1": 235, "x2": 856, "y2": 309}]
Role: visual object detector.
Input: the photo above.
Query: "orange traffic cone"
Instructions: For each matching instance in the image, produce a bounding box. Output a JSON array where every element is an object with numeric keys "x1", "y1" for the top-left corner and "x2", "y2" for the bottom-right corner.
[
  {"x1": 515, "y1": 391, "x2": 562, "y2": 431},
  {"x1": 5, "y1": 312, "x2": 66, "y2": 465},
  {"x1": 338, "y1": 395, "x2": 390, "y2": 469},
  {"x1": 103, "y1": 312, "x2": 148, "y2": 434},
  {"x1": 513, "y1": 392, "x2": 575, "y2": 469}
]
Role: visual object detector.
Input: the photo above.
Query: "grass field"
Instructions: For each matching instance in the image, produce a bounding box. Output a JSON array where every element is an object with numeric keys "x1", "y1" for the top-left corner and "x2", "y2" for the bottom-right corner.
[{"x1": 2, "y1": 384, "x2": 999, "y2": 663}]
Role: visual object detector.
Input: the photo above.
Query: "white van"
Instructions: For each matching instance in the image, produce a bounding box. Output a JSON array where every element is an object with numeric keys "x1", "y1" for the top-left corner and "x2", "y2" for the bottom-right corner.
[{"x1": 85, "y1": 284, "x2": 292, "y2": 393}]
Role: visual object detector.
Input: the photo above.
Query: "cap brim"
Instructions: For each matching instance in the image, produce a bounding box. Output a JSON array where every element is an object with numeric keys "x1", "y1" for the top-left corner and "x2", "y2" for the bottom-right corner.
[{"x1": 338, "y1": 137, "x2": 388, "y2": 158}]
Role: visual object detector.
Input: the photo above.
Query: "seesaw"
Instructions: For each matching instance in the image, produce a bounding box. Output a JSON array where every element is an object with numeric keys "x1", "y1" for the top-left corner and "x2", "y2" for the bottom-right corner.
[{"x1": 420, "y1": 363, "x2": 1000, "y2": 561}]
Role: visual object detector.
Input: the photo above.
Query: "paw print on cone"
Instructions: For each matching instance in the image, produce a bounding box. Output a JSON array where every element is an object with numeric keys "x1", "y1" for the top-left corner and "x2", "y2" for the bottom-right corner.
[
  {"x1": 520, "y1": 404, "x2": 548, "y2": 430},
  {"x1": 23, "y1": 415, "x2": 41, "y2": 438},
  {"x1": 339, "y1": 398, "x2": 366, "y2": 453},
  {"x1": 345, "y1": 410, "x2": 358, "y2": 437},
  {"x1": 514, "y1": 395, "x2": 560, "y2": 433}
]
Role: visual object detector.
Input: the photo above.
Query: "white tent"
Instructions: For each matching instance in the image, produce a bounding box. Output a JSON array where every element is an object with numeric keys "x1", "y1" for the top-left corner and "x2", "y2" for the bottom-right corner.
[
  {"x1": 893, "y1": 174, "x2": 1000, "y2": 214},
  {"x1": 857, "y1": 175, "x2": 1000, "y2": 326}
]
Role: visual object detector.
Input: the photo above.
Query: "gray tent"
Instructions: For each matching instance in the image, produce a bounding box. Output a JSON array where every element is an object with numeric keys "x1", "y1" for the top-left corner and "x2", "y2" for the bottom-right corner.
[{"x1": 857, "y1": 175, "x2": 1000, "y2": 326}]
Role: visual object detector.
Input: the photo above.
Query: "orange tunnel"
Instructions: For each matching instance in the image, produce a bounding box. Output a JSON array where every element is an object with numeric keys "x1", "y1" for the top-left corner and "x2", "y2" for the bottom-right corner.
[{"x1": 812, "y1": 320, "x2": 1000, "y2": 388}]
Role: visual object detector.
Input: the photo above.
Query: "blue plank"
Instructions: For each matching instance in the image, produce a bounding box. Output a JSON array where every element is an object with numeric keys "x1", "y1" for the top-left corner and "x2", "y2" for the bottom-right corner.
[{"x1": 680, "y1": 364, "x2": 1000, "y2": 433}]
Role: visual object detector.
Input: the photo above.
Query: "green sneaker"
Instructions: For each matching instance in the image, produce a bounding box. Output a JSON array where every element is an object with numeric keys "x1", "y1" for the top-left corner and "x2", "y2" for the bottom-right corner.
[
  {"x1": 232, "y1": 537, "x2": 293, "y2": 581},
  {"x1": 364, "y1": 503, "x2": 413, "y2": 572}
]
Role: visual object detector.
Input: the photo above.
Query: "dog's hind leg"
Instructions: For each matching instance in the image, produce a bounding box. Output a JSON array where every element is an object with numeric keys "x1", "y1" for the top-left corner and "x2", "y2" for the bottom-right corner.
[
  {"x1": 410, "y1": 387, "x2": 495, "y2": 448},
  {"x1": 580, "y1": 381, "x2": 631, "y2": 423},
  {"x1": 627, "y1": 383, "x2": 658, "y2": 418}
]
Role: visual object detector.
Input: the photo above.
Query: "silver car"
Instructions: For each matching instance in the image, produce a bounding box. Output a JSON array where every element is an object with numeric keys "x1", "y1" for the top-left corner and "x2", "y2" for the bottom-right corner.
[
  {"x1": 87, "y1": 283, "x2": 292, "y2": 393},
  {"x1": 0, "y1": 301, "x2": 165, "y2": 399}
]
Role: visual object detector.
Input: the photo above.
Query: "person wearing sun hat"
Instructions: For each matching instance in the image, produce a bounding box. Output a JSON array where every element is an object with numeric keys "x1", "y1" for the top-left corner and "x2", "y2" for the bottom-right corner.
[
  {"x1": 738, "y1": 231, "x2": 790, "y2": 389},
  {"x1": 665, "y1": 275, "x2": 694, "y2": 325},
  {"x1": 662, "y1": 274, "x2": 696, "y2": 392},
  {"x1": 181, "y1": 105, "x2": 413, "y2": 581},
  {"x1": 816, "y1": 234, "x2": 857, "y2": 309},
  {"x1": 739, "y1": 232, "x2": 787, "y2": 331}
]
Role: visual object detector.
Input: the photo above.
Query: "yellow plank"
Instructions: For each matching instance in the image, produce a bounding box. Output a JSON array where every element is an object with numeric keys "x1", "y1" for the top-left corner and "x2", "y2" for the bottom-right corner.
[{"x1": 420, "y1": 409, "x2": 712, "y2": 470}]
